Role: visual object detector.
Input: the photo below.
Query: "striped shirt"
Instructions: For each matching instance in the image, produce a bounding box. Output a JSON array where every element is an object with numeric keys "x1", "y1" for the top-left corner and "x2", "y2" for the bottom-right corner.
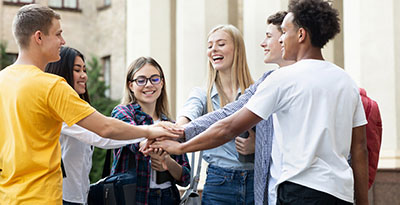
[{"x1": 184, "y1": 71, "x2": 274, "y2": 205}]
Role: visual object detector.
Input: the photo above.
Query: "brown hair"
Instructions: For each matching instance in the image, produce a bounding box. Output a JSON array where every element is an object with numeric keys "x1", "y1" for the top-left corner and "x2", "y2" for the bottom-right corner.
[
  {"x1": 267, "y1": 11, "x2": 288, "y2": 33},
  {"x1": 12, "y1": 4, "x2": 61, "y2": 49},
  {"x1": 121, "y1": 57, "x2": 170, "y2": 119}
]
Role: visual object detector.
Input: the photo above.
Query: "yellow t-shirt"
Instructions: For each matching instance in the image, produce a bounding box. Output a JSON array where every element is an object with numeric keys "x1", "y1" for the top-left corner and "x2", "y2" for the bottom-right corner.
[{"x1": 0, "y1": 65, "x2": 95, "y2": 204}]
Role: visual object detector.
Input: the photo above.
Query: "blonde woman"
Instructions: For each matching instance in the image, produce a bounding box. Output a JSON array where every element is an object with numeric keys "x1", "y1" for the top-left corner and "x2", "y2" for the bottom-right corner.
[{"x1": 177, "y1": 25, "x2": 255, "y2": 204}]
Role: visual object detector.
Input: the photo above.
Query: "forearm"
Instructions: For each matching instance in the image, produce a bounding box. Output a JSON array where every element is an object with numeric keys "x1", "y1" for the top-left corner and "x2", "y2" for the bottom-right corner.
[
  {"x1": 352, "y1": 144, "x2": 369, "y2": 204},
  {"x1": 351, "y1": 125, "x2": 369, "y2": 205},
  {"x1": 102, "y1": 117, "x2": 149, "y2": 140},
  {"x1": 165, "y1": 156, "x2": 183, "y2": 181},
  {"x1": 77, "y1": 111, "x2": 149, "y2": 140}
]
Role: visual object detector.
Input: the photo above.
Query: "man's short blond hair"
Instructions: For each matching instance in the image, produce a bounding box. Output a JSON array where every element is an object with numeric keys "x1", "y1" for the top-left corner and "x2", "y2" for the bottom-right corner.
[{"x1": 12, "y1": 4, "x2": 61, "y2": 49}]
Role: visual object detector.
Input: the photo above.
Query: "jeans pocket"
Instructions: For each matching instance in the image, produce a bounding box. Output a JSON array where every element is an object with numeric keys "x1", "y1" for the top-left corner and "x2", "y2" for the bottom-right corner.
[{"x1": 205, "y1": 171, "x2": 227, "y2": 186}]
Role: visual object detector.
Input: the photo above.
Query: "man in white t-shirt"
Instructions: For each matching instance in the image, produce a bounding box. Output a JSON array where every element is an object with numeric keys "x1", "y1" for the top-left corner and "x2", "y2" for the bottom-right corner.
[{"x1": 152, "y1": 0, "x2": 369, "y2": 204}]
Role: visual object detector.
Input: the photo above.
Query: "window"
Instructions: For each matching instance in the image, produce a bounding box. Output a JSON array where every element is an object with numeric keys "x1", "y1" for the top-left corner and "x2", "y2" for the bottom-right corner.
[
  {"x1": 48, "y1": 0, "x2": 79, "y2": 10},
  {"x1": 97, "y1": 0, "x2": 111, "y2": 10},
  {"x1": 101, "y1": 56, "x2": 111, "y2": 97},
  {"x1": 104, "y1": 0, "x2": 111, "y2": 7},
  {"x1": 3, "y1": 0, "x2": 34, "y2": 5}
]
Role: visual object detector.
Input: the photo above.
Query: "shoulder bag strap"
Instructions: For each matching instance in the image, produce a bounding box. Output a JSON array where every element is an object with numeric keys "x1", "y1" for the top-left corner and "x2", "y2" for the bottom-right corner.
[
  {"x1": 190, "y1": 151, "x2": 203, "y2": 191},
  {"x1": 101, "y1": 149, "x2": 112, "y2": 178}
]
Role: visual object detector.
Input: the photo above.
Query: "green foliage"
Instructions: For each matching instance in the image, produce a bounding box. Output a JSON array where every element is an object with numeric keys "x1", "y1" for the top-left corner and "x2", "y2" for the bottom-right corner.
[
  {"x1": 0, "y1": 41, "x2": 12, "y2": 70},
  {"x1": 86, "y1": 56, "x2": 119, "y2": 183},
  {"x1": 86, "y1": 56, "x2": 119, "y2": 116}
]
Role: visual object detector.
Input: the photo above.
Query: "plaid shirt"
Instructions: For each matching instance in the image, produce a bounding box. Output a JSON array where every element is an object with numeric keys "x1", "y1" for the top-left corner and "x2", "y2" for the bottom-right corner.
[
  {"x1": 111, "y1": 103, "x2": 191, "y2": 205},
  {"x1": 184, "y1": 71, "x2": 274, "y2": 205}
]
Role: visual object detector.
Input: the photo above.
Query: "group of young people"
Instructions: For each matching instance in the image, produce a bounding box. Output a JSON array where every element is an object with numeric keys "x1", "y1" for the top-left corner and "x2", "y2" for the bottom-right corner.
[{"x1": 0, "y1": 0, "x2": 369, "y2": 205}]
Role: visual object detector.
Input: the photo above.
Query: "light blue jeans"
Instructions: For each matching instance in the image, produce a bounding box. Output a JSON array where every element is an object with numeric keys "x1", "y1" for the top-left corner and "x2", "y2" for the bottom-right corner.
[{"x1": 201, "y1": 165, "x2": 254, "y2": 205}]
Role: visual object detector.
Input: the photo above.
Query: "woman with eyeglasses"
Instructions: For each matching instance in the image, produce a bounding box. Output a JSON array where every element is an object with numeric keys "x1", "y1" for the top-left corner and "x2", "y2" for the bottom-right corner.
[{"x1": 110, "y1": 57, "x2": 190, "y2": 205}]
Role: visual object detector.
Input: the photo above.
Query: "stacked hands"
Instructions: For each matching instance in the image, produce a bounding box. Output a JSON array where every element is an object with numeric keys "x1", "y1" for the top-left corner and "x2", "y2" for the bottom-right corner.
[{"x1": 142, "y1": 121, "x2": 255, "y2": 158}]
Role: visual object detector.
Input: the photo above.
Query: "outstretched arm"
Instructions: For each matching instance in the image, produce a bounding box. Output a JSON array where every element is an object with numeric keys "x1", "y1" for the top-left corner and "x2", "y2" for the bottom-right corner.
[
  {"x1": 77, "y1": 111, "x2": 180, "y2": 140},
  {"x1": 152, "y1": 107, "x2": 262, "y2": 155},
  {"x1": 184, "y1": 71, "x2": 272, "y2": 140}
]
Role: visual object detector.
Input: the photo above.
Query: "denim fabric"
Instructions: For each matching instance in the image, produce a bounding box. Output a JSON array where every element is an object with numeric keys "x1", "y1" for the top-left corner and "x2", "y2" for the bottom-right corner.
[
  {"x1": 201, "y1": 165, "x2": 254, "y2": 205},
  {"x1": 184, "y1": 71, "x2": 274, "y2": 205},
  {"x1": 148, "y1": 186, "x2": 180, "y2": 205},
  {"x1": 179, "y1": 86, "x2": 253, "y2": 170}
]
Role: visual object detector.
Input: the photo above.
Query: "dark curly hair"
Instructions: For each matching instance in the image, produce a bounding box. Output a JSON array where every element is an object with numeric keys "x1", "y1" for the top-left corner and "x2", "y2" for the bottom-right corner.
[
  {"x1": 267, "y1": 11, "x2": 288, "y2": 33},
  {"x1": 288, "y1": 0, "x2": 340, "y2": 48}
]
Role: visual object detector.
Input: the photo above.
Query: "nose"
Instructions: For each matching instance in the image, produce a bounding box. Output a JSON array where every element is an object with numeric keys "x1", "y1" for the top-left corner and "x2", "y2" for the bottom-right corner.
[
  {"x1": 260, "y1": 37, "x2": 267, "y2": 48},
  {"x1": 144, "y1": 79, "x2": 153, "y2": 87},
  {"x1": 60, "y1": 36, "x2": 66, "y2": 45},
  {"x1": 278, "y1": 35, "x2": 283, "y2": 45}
]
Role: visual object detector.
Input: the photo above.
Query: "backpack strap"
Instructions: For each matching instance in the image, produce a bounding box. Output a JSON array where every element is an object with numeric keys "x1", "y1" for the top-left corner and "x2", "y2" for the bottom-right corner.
[{"x1": 189, "y1": 151, "x2": 203, "y2": 191}]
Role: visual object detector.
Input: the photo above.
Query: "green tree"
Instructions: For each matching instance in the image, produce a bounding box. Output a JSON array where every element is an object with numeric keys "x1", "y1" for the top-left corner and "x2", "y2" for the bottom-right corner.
[
  {"x1": 0, "y1": 41, "x2": 12, "y2": 70},
  {"x1": 86, "y1": 56, "x2": 119, "y2": 183}
]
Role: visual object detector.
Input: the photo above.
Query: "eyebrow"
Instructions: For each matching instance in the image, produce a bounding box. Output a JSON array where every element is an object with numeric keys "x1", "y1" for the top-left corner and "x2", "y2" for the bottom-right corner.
[
  {"x1": 73, "y1": 64, "x2": 85, "y2": 68},
  {"x1": 208, "y1": 39, "x2": 227, "y2": 43}
]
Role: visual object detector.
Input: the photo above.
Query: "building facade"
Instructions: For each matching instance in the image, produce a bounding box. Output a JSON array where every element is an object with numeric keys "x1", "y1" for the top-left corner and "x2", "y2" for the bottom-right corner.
[{"x1": 1, "y1": 0, "x2": 399, "y2": 203}]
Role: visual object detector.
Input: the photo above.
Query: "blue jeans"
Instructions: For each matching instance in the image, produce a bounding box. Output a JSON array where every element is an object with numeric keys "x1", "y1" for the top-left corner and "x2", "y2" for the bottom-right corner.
[
  {"x1": 148, "y1": 186, "x2": 180, "y2": 205},
  {"x1": 202, "y1": 165, "x2": 254, "y2": 205}
]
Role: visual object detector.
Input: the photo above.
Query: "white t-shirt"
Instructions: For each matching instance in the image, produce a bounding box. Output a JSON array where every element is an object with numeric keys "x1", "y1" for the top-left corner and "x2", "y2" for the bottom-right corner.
[
  {"x1": 149, "y1": 120, "x2": 172, "y2": 189},
  {"x1": 268, "y1": 114, "x2": 283, "y2": 205},
  {"x1": 245, "y1": 59, "x2": 367, "y2": 203}
]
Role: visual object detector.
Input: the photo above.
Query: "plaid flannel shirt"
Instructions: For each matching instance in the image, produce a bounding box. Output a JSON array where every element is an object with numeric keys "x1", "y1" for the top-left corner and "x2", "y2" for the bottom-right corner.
[{"x1": 111, "y1": 103, "x2": 191, "y2": 205}]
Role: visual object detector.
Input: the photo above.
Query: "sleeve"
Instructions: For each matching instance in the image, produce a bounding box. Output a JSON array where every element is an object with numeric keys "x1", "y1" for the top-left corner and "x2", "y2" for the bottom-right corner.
[
  {"x1": 245, "y1": 71, "x2": 283, "y2": 120},
  {"x1": 184, "y1": 71, "x2": 273, "y2": 140},
  {"x1": 178, "y1": 87, "x2": 208, "y2": 121},
  {"x1": 61, "y1": 123, "x2": 145, "y2": 149},
  {"x1": 172, "y1": 153, "x2": 191, "y2": 187},
  {"x1": 47, "y1": 79, "x2": 95, "y2": 127},
  {"x1": 353, "y1": 93, "x2": 368, "y2": 127},
  {"x1": 111, "y1": 105, "x2": 141, "y2": 153}
]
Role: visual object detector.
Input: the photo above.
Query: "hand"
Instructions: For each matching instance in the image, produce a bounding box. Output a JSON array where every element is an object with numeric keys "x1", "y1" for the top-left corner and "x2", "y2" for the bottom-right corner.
[
  {"x1": 149, "y1": 148, "x2": 169, "y2": 171},
  {"x1": 156, "y1": 121, "x2": 186, "y2": 141},
  {"x1": 235, "y1": 129, "x2": 255, "y2": 155},
  {"x1": 146, "y1": 124, "x2": 183, "y2": 140},
  {"x1": 150, "y1": 140, "x2": 184, "y2": 155}
]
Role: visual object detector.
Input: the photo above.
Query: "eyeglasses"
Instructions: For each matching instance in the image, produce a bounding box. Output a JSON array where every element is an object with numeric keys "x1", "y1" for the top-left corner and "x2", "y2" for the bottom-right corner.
[{"x1": 131, "y1": 74, "x2": 162, "y2": 86}]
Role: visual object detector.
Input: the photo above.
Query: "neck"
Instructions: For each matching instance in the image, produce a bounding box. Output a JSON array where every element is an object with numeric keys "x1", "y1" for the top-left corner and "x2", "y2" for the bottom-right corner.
[
  {"x1": 139, "y1": 102, "x2": 158, "y2": 121},
  {"x1": 278, "y1": 60, "x2": 296, "y2": 68},
  {"x1": 296, "y1": 45, "x2": 324, "y2": 61},
  {"x1": 14, "y1": 49, "x2": 48, "y2": 71},
  {"x1": 218, "y1": 69, "x2": 236, "y2": 102}
]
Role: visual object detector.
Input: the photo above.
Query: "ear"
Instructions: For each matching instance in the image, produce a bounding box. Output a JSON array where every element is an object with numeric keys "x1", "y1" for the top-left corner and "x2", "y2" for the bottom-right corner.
[
  {"x1": 33, "y1": 31, "x2": 42, "y2": 45},
  {"x1": 298, "y1": 28, "x2": 306, "y2": 43},
  {"x1": 128, "y1": 81, "x2": 135, "y2": 92}
]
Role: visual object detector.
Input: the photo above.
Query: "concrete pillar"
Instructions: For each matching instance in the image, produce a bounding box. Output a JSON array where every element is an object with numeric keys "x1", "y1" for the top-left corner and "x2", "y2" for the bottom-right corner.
[
  {"x1": 175, "y1": 0, "x2": 233, "y2": 115},
  {"x1": 242, "y1": 0, "x2": 288, "y2": 80},
  {"x1": 322, "y1": 0, "x2": 344, "y2": 68},
  {"x1": 344, "y1": 0, "x2": 400, "y2": 168},
  {"x1": 126, "y1": 0, "x2": 176, "y2": 115}
]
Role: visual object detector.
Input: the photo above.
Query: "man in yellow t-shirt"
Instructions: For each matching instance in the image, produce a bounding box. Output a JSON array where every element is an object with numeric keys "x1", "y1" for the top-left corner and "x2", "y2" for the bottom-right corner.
[{"x1": 0, "y1": 4, "x2": 179, "y2": 204}]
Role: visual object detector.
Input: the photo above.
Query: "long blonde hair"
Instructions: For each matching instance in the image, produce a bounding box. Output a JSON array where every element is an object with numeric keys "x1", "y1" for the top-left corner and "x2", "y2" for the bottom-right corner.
[
  {"x1": 206, "y1": 24, "x2": 254, "y2": 112},
  {"x1": 121, "y1": 57, "x2": 170, "y2": 119}
]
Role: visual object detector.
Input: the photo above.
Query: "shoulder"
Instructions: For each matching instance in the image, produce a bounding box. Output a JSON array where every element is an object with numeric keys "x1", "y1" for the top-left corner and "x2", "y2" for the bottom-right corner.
[{"x1": 112, "y1": 104, "x2": 136, "y2": 116}]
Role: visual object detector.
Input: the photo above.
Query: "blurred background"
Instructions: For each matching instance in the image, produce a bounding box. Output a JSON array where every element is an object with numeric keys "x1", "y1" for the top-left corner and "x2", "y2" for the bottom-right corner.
[{"x1": 1, "y1": 0, "x2": 399, "y2": 204}]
